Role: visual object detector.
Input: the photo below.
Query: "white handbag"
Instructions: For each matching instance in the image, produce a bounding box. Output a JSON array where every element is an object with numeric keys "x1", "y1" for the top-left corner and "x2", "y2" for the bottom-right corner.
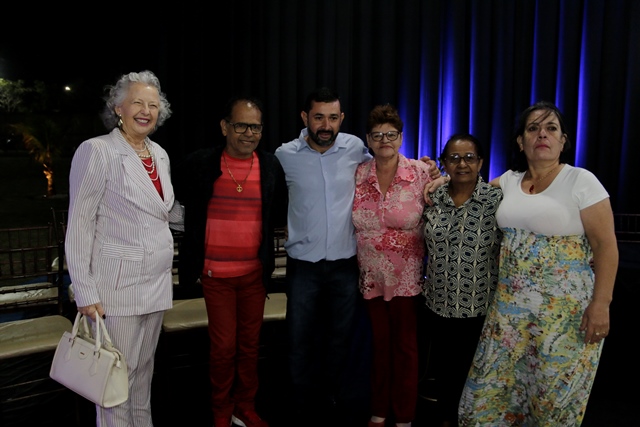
[{"x1": 50, "y1": 312, "x2": 129, "y2": 408}]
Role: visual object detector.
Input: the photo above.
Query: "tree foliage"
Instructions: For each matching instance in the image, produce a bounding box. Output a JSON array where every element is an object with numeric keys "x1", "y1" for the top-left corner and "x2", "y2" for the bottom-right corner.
[
  {"x1": 1, "y1": 78, "x2": 83, "y2": 196},
  {"x1": 0, "y1": 78, "x2": 29, "y2": 113}
]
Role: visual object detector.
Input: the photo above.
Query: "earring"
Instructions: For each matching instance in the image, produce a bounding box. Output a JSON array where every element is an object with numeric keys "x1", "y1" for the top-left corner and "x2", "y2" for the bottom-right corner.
[{"x1": 117, "y1": 115, "x2": 123, "y2": 128}]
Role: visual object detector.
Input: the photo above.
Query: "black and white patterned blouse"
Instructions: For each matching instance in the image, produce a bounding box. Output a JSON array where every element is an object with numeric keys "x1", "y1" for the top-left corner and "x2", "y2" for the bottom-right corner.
[{"x1": 423, "y1": 177, "x2": 503, "y2": 318}]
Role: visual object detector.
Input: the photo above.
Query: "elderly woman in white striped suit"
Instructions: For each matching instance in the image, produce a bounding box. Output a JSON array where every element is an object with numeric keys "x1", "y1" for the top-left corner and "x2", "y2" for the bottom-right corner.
[{"x1": 65, "y1": 70, "x2": 180, "y2": 427}]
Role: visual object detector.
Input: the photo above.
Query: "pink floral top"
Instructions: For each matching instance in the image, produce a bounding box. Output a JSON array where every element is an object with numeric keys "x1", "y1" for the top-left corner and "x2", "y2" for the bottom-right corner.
[{"x1": 352, "y1": 154, "x2": 432, "y2": 300}]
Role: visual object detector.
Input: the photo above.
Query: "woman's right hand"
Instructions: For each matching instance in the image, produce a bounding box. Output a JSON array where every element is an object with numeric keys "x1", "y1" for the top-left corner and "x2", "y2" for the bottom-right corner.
[
  {"x1": 78, "y1": 303, "x2": 105, "y2": 321},
  {"x1": 423, "y1": 175, "x2": 449, "y2": 205}
]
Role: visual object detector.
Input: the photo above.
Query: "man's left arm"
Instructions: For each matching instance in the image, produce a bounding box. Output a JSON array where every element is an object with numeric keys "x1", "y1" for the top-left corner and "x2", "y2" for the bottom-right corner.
[{"x1": 420, "y1": 155, "x2": 441, "y2": 180}]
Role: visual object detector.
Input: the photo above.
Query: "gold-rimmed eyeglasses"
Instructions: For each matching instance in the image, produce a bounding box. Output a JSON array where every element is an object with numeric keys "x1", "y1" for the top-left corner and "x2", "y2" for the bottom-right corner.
[
  {"x1": 227, "y1": 121, "x2": 263, "y2": 134},
  {"x1": 369, "y1": 131, "x2": 400, "y2": 142}
]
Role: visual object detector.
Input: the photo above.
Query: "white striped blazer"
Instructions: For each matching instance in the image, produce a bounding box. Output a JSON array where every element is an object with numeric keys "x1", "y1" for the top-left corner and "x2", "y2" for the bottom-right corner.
[{"x1": 65, "y1": 128, "x2": 175, "y2": 316}]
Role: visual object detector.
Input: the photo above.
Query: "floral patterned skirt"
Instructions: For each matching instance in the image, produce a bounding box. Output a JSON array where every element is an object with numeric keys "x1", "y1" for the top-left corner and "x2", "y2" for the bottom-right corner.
[{"x1": 458, "y1": 228, "x2": 603, "y2": 427}]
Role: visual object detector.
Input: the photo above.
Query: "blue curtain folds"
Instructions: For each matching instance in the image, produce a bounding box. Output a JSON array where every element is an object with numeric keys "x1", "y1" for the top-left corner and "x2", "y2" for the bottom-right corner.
[{"x1": 166, "y1": 0, "x2": 638, "y2": 213}]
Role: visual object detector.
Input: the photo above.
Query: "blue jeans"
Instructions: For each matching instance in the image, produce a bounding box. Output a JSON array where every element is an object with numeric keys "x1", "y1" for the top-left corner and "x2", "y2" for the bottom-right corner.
[{"x1": 286, "y1": 255, "x2": 360, "y2": 405}]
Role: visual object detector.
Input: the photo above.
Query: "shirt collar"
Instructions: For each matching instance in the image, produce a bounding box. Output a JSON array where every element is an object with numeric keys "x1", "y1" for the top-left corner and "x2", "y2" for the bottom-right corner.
[
  {"x1": 432, "y1": 175, "x2": 487, "y2": 206},
  {"x1": 295, "y1": 128, "x2": 346, "y2": 153},
  {"x1": 365, "y1": 154, "x2": 417, "y2": 185}
]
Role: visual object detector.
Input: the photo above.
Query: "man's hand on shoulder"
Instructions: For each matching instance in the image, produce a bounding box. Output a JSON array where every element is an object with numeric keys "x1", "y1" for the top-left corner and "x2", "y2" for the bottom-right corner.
[
  {"x1": 423, "y1": 175, "x2": 450, "y2": 206},
  {"x1": 419, "y1": 155, "x2": 441, "y2": 180}
]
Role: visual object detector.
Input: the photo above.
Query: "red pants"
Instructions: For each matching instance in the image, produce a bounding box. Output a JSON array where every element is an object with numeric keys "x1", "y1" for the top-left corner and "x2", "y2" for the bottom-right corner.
[
  {"x1": 366, "y1": 295, "x2": 419, "y2": 423},
  {"x1": 201, "y1": 268, "x2": 266, "y2": 418}
]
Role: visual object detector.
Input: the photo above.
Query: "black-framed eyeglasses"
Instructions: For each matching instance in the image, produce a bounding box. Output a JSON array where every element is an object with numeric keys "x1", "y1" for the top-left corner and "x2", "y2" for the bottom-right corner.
[
  {"x1": 443, "y1": 153, "x2": 479, "y2": 165},
  {"x1": 369, "y1": 131, "x2": 400, "y2": 142},
  {"x1": 226, "y1": 121, "x2": 263, "y2": 134}
]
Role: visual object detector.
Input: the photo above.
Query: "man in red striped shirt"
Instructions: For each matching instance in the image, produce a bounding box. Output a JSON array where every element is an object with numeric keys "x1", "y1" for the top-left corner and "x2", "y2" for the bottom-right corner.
[{"x1": 174, "y1": 96, "x2": 287, "y2": 427}]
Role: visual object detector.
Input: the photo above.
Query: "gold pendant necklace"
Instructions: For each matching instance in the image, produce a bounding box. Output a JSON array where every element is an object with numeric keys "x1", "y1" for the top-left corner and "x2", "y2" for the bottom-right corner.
[
  {"x1": 222, "y1": 152, "x2": 254, "y2": 193},
  {"x1": 526, "y1": 163, "x2": 562, "y2": 193}
]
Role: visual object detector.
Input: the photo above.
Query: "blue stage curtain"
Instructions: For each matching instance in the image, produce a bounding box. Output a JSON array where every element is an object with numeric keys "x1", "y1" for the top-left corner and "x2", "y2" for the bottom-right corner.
[{"x1": 167, "y1": 0, "x2": 639, "y2": 212}]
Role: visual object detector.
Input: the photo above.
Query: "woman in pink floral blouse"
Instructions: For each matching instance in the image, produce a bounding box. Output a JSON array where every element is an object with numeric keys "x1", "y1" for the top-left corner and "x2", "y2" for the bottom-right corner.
[{"x1": 352, "y1": 104, "x2": 434, "y2": 427}]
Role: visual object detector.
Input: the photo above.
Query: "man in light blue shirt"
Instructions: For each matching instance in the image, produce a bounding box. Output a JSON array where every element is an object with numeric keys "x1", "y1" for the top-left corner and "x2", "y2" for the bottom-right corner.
[
  {"x1": 276, "y1": 88, "x2": 439, "y2": 425},
  {"x1": 275, "y1": 87, "x2": 370, "y2": 423},
  {"x1": 277, "y1": 127, "x2": 371, "y2": 262}
]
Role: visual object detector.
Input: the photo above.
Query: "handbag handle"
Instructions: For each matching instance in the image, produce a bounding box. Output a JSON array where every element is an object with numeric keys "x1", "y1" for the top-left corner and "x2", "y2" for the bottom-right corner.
[
  {"x1": 71, "y1": 312, "x2": 116, "y2": 353},
  {"x1": 69, "y1": 312, "x2": 124, "y2": 373}
]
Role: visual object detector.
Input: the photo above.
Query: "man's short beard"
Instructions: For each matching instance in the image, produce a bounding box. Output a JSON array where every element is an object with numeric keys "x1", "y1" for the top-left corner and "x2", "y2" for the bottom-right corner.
[{"x1": 309, "y1": 130, "x2": 338, "y2": 147}]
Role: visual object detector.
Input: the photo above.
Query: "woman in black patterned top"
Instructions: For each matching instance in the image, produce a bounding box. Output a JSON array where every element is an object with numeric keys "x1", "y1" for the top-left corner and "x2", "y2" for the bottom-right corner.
[{"x1": 422, "y1": 133, "x2": 503, "y2": 427}]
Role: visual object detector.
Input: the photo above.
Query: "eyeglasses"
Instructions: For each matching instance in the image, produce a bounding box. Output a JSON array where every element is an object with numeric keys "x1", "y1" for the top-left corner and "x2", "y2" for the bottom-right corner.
[
  {"x1": 443, "y1": 153, "x2": 479, "y2": 165},
  {"x1": 369, "y1": 131, "x2": 400, "y2": 142},
  {"x1": 227, "y1": 121, "x2": 263, "y2": 134}
]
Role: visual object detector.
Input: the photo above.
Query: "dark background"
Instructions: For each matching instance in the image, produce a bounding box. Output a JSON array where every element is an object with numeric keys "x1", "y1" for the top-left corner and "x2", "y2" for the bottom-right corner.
[
  {"x1": 0, "y1": 4, "x2": 636, "y2": 425},
  {"x1": 1, "y1": 0, "x2": 638, "y2": 214}
]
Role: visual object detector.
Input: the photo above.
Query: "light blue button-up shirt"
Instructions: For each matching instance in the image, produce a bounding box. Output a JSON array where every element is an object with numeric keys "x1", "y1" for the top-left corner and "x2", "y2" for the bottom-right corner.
[{"x1": 275, "y1": 128, "x2": 371, "y2": 262}]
